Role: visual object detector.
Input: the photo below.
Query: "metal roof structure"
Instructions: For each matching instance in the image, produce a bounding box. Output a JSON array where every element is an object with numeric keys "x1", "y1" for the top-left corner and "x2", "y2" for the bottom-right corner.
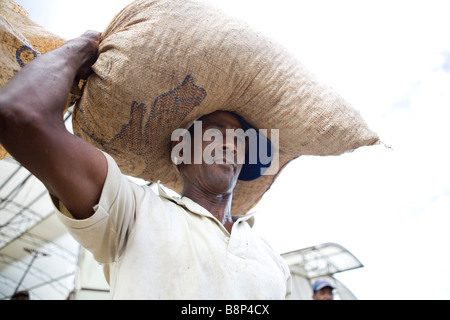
[
  {"x1": 0, "y1": 112, "x2": 80, "y2": 300},
  {"x1": 281, "y1": 242, "x2": 363, "y2": 299},
  {"x1": 282, "y1": 242, "x2": 363, "y2": 279}
]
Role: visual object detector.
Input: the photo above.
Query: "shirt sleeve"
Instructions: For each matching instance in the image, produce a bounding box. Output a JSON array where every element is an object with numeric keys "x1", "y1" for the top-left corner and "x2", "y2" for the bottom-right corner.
[{"x1": 52, "y1": 151, "x2": 144, "y2": 264}]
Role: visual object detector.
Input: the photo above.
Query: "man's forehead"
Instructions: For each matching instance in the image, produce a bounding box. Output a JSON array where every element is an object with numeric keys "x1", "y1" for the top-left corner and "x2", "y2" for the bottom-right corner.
[{"x1": 196, "y1": 111, "x2": 244, "y2": 129}]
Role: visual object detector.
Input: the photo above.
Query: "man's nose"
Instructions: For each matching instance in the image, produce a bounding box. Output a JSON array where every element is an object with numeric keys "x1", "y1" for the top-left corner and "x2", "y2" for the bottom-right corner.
[
  {"x1": 221, "y1": 142, "x2": 238, "y2": 163},
  {"x1": 222, "y1": 141, "x2": 237, "y2": 153}
]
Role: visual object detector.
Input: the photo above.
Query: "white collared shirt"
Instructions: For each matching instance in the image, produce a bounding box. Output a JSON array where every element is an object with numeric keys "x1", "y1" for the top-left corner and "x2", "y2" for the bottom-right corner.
[{"x1": 54, "y1": 152, "x2": 291, "y2": 300}]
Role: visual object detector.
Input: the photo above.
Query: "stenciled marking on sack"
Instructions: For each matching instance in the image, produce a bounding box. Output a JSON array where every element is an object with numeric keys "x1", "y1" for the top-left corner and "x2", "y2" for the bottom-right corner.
[
  {"x1": 151, "y1": 75, "x2": 207, "y2": 118},
  {"x1": 77, "y1": 75, "x2": 207, "y2": 166},
  {"x1": 110, "y1": 75, "x2": 207, "y2": 153},
  {"x1": 15, "y1": 45, "x2": 39, "y2": 67}
]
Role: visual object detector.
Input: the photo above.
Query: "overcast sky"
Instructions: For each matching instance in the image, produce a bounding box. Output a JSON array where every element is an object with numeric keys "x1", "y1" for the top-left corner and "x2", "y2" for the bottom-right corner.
[{"x1": 13, "y1": 0, "x2": 450, "y2": 299}]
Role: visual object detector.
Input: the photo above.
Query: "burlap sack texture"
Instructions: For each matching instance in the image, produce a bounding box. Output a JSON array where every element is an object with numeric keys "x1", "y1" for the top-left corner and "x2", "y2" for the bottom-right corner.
[
  {"x1": 0, "y1": 0, "x2": 379, "y2": 215},
  {"x1": 73, "y1": 0, "x2": 379, "y2": 215},
  {"x1": 0, "y1": 0, "x2": 67, "y2": 159}
]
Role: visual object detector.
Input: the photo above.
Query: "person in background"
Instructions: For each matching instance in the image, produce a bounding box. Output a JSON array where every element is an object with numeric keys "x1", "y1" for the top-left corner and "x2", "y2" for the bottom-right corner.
[
  {"x1": 11, "y1": 290, "x2": 30, "y2": 300},
  {"x1": 312, "y1": 278, "x2": 335, "y2": 300}
]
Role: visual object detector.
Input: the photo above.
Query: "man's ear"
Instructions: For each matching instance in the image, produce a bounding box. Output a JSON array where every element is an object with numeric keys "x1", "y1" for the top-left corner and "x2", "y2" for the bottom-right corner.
[
  {"x1": 171, "y1": 137, "x2": 183, "y2": 167},
  {"x1": 171, "y1": 136, "x2": 183, "y2": 153},
  {"x1": 171, "y1": 129, "x2": 192, "y2": 167}
]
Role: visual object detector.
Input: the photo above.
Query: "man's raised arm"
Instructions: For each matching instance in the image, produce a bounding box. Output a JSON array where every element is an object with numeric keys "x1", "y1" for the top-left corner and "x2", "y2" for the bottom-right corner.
[{"x1": 0, "y1": 31, "x2": 107, "y2": 220}]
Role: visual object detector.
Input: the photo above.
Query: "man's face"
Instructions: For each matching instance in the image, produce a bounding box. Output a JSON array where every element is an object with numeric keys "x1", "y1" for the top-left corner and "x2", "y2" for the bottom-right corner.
[
  {"x1": 176, "y1": 111, "x2": 246, "y2": 195},
  {"x1": 312, "y1": 286, "x2": 334, "y2": 300}
]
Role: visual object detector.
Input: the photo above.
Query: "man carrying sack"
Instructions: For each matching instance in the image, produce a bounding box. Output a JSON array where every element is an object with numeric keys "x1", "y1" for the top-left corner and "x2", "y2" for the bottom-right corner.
[
  {"x1": 0, "y1": 0, "x2": 379, "y2": 300},
  {"x1": 0, "y1": 31, "x2": 292, "y2": 299}
]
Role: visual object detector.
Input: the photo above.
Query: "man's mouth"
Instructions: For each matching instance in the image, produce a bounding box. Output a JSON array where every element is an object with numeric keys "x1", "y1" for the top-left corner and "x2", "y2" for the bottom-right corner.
[{"x1": 213, "y1": 156, "x2": 237, "y2": 168}]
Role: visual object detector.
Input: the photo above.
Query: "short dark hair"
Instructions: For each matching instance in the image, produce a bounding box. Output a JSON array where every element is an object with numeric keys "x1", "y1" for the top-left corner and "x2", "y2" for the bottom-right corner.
[{"x1": 12, "y1": 290, "x2": 30, "y2": 300}]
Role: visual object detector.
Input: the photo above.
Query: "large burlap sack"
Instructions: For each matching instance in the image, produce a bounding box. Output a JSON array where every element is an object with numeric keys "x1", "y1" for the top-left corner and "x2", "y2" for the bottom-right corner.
[
  {"x1": 0, "y1": 0, "x2": 66, "y2": 159},
  {"x1": 74, "y1": 0, "x2": 379, "y2": 215}
]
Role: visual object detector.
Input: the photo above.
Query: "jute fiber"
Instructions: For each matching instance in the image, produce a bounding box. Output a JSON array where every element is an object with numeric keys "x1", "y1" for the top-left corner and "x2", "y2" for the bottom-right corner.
[
  {"x1": 0, "y1": 0, "x2": 66, "y2": 159},
  {"x1": 74, "y1": 0, "x2": 379, "y2": 215}
]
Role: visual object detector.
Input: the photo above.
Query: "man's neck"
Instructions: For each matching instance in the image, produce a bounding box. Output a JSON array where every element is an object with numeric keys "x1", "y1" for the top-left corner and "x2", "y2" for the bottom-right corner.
[{"x1": 182, "y1": 186, "x2": 234, "y2": 233}]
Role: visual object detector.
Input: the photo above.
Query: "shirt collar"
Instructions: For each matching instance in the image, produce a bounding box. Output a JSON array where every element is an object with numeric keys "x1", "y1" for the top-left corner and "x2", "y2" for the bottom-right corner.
[{"x1": 157, "y1": 181, "x2": 256, "y2": 228}]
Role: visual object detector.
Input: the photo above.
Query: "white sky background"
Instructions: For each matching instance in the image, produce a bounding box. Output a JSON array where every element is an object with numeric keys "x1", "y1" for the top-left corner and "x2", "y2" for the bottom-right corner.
[{"x1": 14, "y1": 0, "x2": 450, "y2": 299}]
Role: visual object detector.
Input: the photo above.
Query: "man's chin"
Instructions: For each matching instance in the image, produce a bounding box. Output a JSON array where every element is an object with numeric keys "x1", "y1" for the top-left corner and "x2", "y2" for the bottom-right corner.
[{"x1": 206, "y1": 164, "x2": 240, "y2": 191}]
